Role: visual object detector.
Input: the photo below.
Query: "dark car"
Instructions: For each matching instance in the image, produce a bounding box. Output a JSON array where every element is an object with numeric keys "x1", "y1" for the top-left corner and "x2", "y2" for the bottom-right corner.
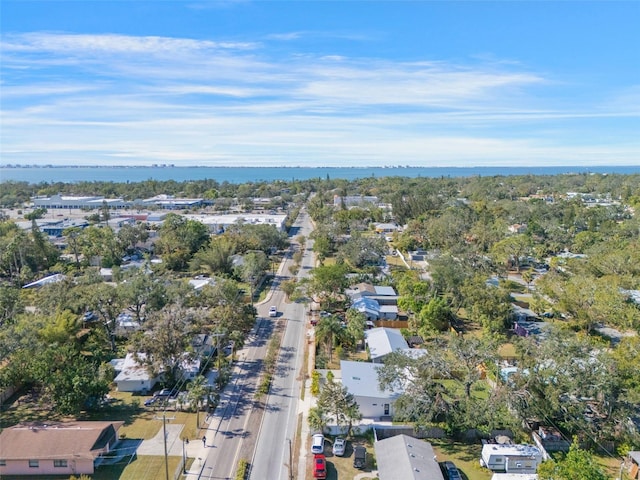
[
  {"x1": 442, "y1": 461, "x2": 462, "y2": 480},
  {"x1": 353, "y1": 445, "x2": 366, "y2": 469}
]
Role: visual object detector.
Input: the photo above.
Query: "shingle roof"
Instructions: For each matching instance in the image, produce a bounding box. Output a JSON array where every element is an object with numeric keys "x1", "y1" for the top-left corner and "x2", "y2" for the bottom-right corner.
[
  {"x1": 375, "y1": 435, "x2": 444, "y2": 480},
  {"x1": 0, "y1": 421, "x2": 123, "y2": 460}
]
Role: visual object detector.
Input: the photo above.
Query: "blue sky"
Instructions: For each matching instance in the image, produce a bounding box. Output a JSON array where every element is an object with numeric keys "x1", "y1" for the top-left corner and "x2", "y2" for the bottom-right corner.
[{"x1": 1, "y1": 1, "x2": 638, "y2": 167}]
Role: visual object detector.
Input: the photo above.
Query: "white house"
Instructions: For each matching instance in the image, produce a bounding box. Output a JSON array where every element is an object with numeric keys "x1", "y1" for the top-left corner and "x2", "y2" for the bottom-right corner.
[
  {"x1": 340, "y1": 360, "x2": 401, "y2": 419},
  {"x1": 480, "y1": 444, "x2": 542, "y2": 474},
  {"x1": 365, "y1": 327, "x2": 409, "y2": 363},
  {"x1": 375, "y1": 435, "x2": 444, "y2": 480},
  {"x1": 113, "y1": 353, "x2": 160, "y2": 393}
]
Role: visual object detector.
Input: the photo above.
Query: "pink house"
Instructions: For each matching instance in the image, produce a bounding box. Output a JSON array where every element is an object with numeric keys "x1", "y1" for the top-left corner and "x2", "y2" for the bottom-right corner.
[{"x1": 0, "y1": 421, "x2": 123, "y2": 476}]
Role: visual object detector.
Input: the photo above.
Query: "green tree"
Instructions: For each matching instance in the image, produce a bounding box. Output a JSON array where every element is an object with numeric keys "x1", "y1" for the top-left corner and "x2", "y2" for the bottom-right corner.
[
  {"x1": 308, "y1": 406, "x2": 328, "y2": 434},
  {"x1": 537, "y1": 440, "x2": 607, "y2": 480},
  {"x1": 134, "y1": 305, "x2": 198, "y2": 382},
  {"x1": 345, "y1": 309, "x2": 366, "y2": 351},
  {"x1": 156, "y1": 213, "x2": 209, "y2": 271},
  {"x1": 0, "y1": 284, "x2": 23, "y2": 325},
  {"x1": 190, "y1": 236, "x2": 236, "y2": 277},
  {"x1": 491, "y1": 234, "x2": 532, "y2": 272},
  {"x1": 417, "y1": 297, "x2": 452, "y2": 334},
  {"x1": 317, "y1": 378, "x2": 362, "y2": 436},
  {"x1": 303, "y1": 263, "x2": 350, "y2": 311},
  {"x1": 315, "y1": 315, "x2": 345, "y2": 364},
  {"x1": 187, "y1": 375, "x2": 209, "y2": 429}
]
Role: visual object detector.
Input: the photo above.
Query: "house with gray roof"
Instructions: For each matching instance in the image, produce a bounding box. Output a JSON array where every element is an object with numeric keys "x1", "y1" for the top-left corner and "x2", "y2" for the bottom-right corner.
[
  {"x1": 374, "y1": 434, "x2": 444, "y2": 480},
  {"x1": 341, "y1": 360, "x2": 401, "y2": 419},
  {"x1": 365, "y1": 327, "x2": 409, "y2": 363},
  {"x1": 113, "y1": 352, "x2": 160, "y2": 393}
]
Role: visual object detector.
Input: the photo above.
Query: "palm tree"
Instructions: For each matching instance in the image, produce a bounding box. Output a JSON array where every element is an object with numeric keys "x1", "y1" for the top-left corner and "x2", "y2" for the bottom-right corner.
[
  {"x1": 314, "y1": 315, "x2": 344, "y2": 363},
  {"x1": 308, "y1": 406, "x2": 327, "y2": 434},
  {"x1": 187, "y1": 375, "x2": 208, "y2": 429}
]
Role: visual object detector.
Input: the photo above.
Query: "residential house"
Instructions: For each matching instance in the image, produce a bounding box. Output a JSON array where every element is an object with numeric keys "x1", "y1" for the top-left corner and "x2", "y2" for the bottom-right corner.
[
  {"x1": 340, "y1": 360, "x2": 401, "y2": 419},
  {"x1": 365, "y1": 327, "x2": 409, "y2": 363},
  {"x1": 22, "y1": 273, "x2": 66, "y2": 289},
  {"x1": 191, "y1": 333, "x2": 216, "y2": 357},
  {"x1": 113, "y1": 352, "x2": 160, "y2": 393},
  {"x1": 0, "y1": 421, "x2": 123, "y2": 476},
  {"x1": 333, "y1": 195, "x2": 379, "y2": 208},
  {"x1": 352, "y1": 297, "x2": 382, "y2": 321},
  {"x1": 480, "y1": 444, "x2": 542, "y2": 474},
  {"x1": 374, "y1": 434, "x2": 444, "y2": 480},
  {"x1": 347, "y1": 283, "x2": 399, "y2": 306},
  {"x1": 178, "y1": 354, "x2": 201, "y2": 381},
  {"x1": 373, "y1": 223, "x2": 400, "y2": 234}
]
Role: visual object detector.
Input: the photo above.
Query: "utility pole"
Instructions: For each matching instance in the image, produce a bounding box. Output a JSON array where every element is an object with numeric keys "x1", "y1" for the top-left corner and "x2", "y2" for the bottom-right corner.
[
  {"x1": 154, "y1": 412, "x2": 175, "y2": 480},
  {"x1": 288, "y1": 438, "x2": 293, "y2": 480}
]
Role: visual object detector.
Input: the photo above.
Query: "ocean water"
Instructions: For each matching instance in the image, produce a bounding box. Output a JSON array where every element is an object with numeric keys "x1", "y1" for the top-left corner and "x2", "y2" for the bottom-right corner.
[{"x1": 1, "y1": 165, "x2": 639, "y2": 184}]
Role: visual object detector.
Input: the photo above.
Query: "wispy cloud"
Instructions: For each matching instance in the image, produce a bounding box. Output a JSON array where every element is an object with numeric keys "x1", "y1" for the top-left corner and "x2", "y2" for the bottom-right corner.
[{"x1": 1, "y1": 32, "x2": 638, "y2": 167}]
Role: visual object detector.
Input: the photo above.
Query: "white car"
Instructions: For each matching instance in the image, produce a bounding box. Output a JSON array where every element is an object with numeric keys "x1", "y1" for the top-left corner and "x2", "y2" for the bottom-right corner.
[
  {"x1": 332, "y1": 437, "x2": 346, "y2": 456},
  {"x1": 269, "y1": 306, "x2": 277, "y2": 317}
]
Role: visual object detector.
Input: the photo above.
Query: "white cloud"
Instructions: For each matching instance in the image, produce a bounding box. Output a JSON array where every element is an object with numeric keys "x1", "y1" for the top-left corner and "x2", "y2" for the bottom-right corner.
[{"x1": 1, "y1": 32, "x2": 638, "y2": 167}]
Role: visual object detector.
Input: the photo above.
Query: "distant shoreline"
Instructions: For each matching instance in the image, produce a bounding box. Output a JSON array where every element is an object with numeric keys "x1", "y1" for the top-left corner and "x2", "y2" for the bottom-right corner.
[
  {"x1": 3, "y1": 164, "x2": 639, "y2": 185},
  {"x1": 1, "y1": 164, "x2": 637, "y2": 169}
]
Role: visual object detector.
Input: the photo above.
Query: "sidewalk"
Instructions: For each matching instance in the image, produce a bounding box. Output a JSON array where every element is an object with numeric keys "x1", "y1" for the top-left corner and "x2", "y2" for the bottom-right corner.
[
  {"x1": 296, "y1": 327, "x2": 316, "y2": 480},
  {"x1": 183, "y1": 253, "x2": 286, "y2": 478}
]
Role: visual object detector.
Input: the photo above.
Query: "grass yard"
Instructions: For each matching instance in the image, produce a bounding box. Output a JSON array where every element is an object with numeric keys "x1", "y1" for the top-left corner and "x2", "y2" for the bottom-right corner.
[
  {"x1": 94, "y1": 455, "x2": 182, "y2": 480},
  {"x1": 385, "y1": 254, "x2": 406, "y2": 268},
  {"x1": 430, "y1": 439, "x2": 492, "y2": 480}
]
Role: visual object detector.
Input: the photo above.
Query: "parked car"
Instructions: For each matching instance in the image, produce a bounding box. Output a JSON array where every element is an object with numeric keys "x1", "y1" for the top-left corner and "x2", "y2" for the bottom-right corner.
[
  {"x1": 353, "y1": 445, "x2": 366, "y2": 469},
  {"x1": 442, "y1": 461, "x2": 462, "y2": 480},
  {"x1": 311, "y1": 433, "x2": 325, "y2": 454},
  {"x1": 269, "y1": 305, "x2": 278, "y2": 317},
  {"x1": 154, "y1": 388, "x2": 173, "y2": 398},
  {"x1": 313, "y1": 454, "x2": 327, "y2": 479},
  {"x1": 332, "y1": 437, "x2": 346, "y2": 456}
]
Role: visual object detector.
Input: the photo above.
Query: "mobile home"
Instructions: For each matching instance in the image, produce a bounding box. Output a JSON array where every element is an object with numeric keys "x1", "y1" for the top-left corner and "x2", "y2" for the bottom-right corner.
[{"x1": 480, "y1": 444, "x2": 542, "y2": 474}]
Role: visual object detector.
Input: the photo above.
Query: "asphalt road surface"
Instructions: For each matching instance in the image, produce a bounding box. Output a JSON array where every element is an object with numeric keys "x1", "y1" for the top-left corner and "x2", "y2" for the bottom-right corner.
[
  {"x1": 199, "y1": 209, "x2": 315, "y2": 480},
  {"x1": 248, "y1": 210, "x2": 316, "y2": 480}
]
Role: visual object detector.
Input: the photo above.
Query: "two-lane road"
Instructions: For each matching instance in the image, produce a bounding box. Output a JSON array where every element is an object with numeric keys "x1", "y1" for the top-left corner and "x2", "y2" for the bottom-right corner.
[
  {"x1": 199, "y1": 210, "x2": 315, "y2": 480},
  {"x1": 249, "y1": 210, "x2": 316, "y2": 480}
]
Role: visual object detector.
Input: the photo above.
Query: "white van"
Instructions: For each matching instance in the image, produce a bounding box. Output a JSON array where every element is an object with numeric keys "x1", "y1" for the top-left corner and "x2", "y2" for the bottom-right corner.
[{"x1": 311, "y1": 433, "x2": 324, "y2": 454}]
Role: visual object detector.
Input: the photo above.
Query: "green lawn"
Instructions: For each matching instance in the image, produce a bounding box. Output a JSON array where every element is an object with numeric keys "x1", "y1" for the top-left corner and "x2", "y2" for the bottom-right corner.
[
  {"x1": 430, "y1": 439, "x2": 492, "y2": 480},
  {"x1": 94, "y1": 455, "x2": 182, "y2": 480}
]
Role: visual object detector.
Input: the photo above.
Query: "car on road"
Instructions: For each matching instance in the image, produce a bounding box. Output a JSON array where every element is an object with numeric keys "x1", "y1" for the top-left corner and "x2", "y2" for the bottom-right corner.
[
  {"x1": 311, "y1": 433, "x2": 325, "y2": 454},
  {"x1": 269, "y1": 305, "x2": 277, "y2": 317},
  {"x1": 353, "y1": 445, "x2": 366, "y2": 469},
  {"x1": 313, "y1": 454, "x2": 327, "y2": 479},
  {"x1": 442, "y1": 460, "x2": 462, "y2": 480},
  {"x1": 332, "y1": 437, "x2": 346, "y2": 456}
]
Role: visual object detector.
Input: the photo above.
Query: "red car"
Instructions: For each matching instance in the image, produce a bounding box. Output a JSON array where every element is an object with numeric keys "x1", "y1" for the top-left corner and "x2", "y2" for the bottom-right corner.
[{"x1": 313, "y1": 454, "x2": 326, "y2": 479}]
